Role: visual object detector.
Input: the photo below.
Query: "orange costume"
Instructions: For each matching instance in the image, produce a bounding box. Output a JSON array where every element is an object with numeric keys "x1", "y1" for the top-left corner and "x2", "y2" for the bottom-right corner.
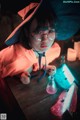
[
  {"x1": 0, "y1": 42, "x2": 60, "y2": 78},
  {"x1": 0, "y1": 1, "x2": 61, "y2": 78}
]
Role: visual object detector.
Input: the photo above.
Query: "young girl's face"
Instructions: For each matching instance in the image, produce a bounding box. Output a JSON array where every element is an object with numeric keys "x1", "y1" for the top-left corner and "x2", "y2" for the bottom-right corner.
[{"x1": 29, "y1": 18, "x2": 55, "y2": 53}]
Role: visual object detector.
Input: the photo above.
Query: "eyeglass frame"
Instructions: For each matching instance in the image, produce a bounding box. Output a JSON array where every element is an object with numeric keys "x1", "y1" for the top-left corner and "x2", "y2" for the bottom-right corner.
[{"x1": 30, "y1": 28, "x2": 55, "y2": 42}]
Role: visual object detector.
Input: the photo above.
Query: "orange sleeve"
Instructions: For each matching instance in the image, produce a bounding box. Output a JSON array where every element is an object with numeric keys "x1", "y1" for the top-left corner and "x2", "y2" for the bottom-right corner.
[
  {"x1": 0, "y1": 45, "x2": 16, "y2": 78},
  {"x1": 1, "y1": 56, "x2": 34, "y2": 78},
  {"x1": 0, "y1": 45, "x2": 16, "y2": 64},
  {"x1": 0, "y1": 44, "x2": 37, "y2": 78}
]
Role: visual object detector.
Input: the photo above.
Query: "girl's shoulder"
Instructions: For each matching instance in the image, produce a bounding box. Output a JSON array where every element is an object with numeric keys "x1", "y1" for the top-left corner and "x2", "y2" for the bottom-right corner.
[{"x1": 51, "y1": 42, "x2": 60, "y2": 48}]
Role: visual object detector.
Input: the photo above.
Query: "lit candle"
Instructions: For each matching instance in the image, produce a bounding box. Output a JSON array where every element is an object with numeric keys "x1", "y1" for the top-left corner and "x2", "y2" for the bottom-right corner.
[
  {"x1": 67, "y1": 48, "x2": 77, "y2": 61},
  {"x1": 78, "y1": 52, "x2": 80, "y2": 60},
  {"x1": 77, "y1": 42, "x2": 80, "y2": 60},
  {"x1": 74, "y1": 42, "x2": 79, "y2": 58},
  {"x1": 74, "y1": 41, "x2": 80, "y2": 60}
]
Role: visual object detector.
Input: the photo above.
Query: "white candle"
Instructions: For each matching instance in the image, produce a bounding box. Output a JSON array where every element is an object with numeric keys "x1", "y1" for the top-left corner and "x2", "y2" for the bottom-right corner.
[
  {"x1": 74, "y1": 41, "x2": 80, "y2": 60},
  {"x1": 74, "y1": 42, "x2": 79, "y2": 58},
  {"x1": 77, "y1": 42, "x2": 80, "y2": 60},
  {"x1": 78, "y1": 52, "x2": 80, "y2": 60},
  {"x1": 67, "y1": 48, "x2": 77, "y2": 61}
]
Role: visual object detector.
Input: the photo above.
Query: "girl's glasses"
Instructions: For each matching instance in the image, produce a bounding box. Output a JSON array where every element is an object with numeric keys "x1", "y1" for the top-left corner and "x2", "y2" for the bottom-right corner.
[{"x1": 31, "y1": 29, "x2": 55, "y2": 41}]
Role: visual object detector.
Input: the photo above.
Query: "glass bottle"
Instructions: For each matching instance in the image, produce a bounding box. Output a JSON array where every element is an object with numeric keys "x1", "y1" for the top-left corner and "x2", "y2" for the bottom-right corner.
[{"x1": 46, "y1": 66, "x2": 57, "y2": 94}]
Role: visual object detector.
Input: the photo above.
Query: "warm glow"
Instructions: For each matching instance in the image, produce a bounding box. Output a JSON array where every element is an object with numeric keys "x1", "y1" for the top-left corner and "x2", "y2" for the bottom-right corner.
[
  {"x1": 67, "y1": 48, "x2": 77, "y2": 61},
  {"x1": 74, "y1": 41, "x2": 80, "y2": 60}
]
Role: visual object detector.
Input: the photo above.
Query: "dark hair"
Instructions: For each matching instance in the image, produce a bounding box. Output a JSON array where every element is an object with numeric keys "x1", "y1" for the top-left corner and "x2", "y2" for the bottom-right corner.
[{"x1": 18, "y1": 3, "x2": 55, "y2": 49}]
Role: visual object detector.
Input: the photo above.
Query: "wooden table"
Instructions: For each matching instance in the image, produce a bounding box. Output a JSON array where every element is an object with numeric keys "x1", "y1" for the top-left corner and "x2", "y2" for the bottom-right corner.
[{"x1": 5, "y1": 59, "x2": 80, "y2": 120}]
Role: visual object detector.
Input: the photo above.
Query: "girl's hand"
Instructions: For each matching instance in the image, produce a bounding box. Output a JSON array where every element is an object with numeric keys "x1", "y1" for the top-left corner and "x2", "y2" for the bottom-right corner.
[
  {"x1": 43, "y1": 65, "x2": 56, "y2": 76},
  {"x1": 20, "y1": 72, "x2": 31, "y2": 84}
]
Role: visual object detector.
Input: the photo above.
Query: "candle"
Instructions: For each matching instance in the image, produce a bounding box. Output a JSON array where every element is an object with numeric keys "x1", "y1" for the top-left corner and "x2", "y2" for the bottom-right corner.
[
  {"x1": 74, "y1": 42, "x2": 79, "y2": 58},
  {"x1": 74, "y1": 42, "x2": 80, "y2": 58},
  {"x1": 67, "y1": 48, "x2": 77, "y2": 61},
  {"x1": 77, "y1": 42, "x2": 80, "y2": 60},
  {"x1": 78, "y1": 52, "x2": 80, "y2": 60}
]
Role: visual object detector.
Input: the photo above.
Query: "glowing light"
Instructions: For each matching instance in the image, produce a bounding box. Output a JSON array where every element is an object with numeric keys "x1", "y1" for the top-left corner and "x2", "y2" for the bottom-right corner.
[
  {"x1": 67, "y1": 48, "x2": 77, "y2": 61},
  {"x1": 55, "y1": 64, "x2": 76, "y2": 89},
  {"x1": 62, "y1": 64, "x2": 75, "y2": 85},
  {"x1": 74, "y1": 41, "x2": 80, "y2": 60}
]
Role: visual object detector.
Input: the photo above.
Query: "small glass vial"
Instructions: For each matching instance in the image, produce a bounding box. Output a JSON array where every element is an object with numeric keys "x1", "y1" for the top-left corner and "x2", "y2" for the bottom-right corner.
[{"x1": 46, "y1": 66, "x2": 57, "y2": 94}]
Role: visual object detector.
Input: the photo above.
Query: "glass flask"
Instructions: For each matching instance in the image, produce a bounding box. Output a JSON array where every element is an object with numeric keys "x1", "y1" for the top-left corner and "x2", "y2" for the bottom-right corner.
[{"x1": 46, "y1": 66, "x2": 57, "y2": 94}]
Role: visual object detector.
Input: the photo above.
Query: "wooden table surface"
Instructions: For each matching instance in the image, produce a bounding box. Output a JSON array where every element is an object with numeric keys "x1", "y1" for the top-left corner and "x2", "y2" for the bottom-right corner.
[{"x1": 5, "y1": 58, "x2": 80, "y2": 120}]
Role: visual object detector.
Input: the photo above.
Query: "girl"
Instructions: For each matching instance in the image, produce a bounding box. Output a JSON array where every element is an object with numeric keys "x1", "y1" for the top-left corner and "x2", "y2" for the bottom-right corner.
[{"x1": 0, "y1": 0, "x2": 61, "y2": 84}]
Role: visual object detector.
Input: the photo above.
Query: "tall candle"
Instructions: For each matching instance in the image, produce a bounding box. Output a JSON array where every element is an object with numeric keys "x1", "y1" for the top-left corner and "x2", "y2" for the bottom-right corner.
[
  {"x1": 74, "y1": 42, "x2": 79, "y2": 58},
  {"x1": 77, "y1": 42, "x2": 80, "y2": 60},
  {"x1": 67, "y1": 48, "x2": 77, "y2": 61},
  {"x1": 78, "y1": 52, "x2": 80, "y2": 60}
]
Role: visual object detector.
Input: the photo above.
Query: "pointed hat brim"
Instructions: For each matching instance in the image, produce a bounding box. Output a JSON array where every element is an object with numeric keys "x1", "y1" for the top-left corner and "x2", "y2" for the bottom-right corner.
[{"x1": 5, "y1": 1, "x2": 42, "y2": 45}]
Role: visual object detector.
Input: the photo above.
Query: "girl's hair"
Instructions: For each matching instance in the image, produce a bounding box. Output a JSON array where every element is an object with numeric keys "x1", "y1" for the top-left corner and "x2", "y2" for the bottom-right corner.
[{"x1": 18, "y1": 3, "x2": 56, "y2": 49}]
